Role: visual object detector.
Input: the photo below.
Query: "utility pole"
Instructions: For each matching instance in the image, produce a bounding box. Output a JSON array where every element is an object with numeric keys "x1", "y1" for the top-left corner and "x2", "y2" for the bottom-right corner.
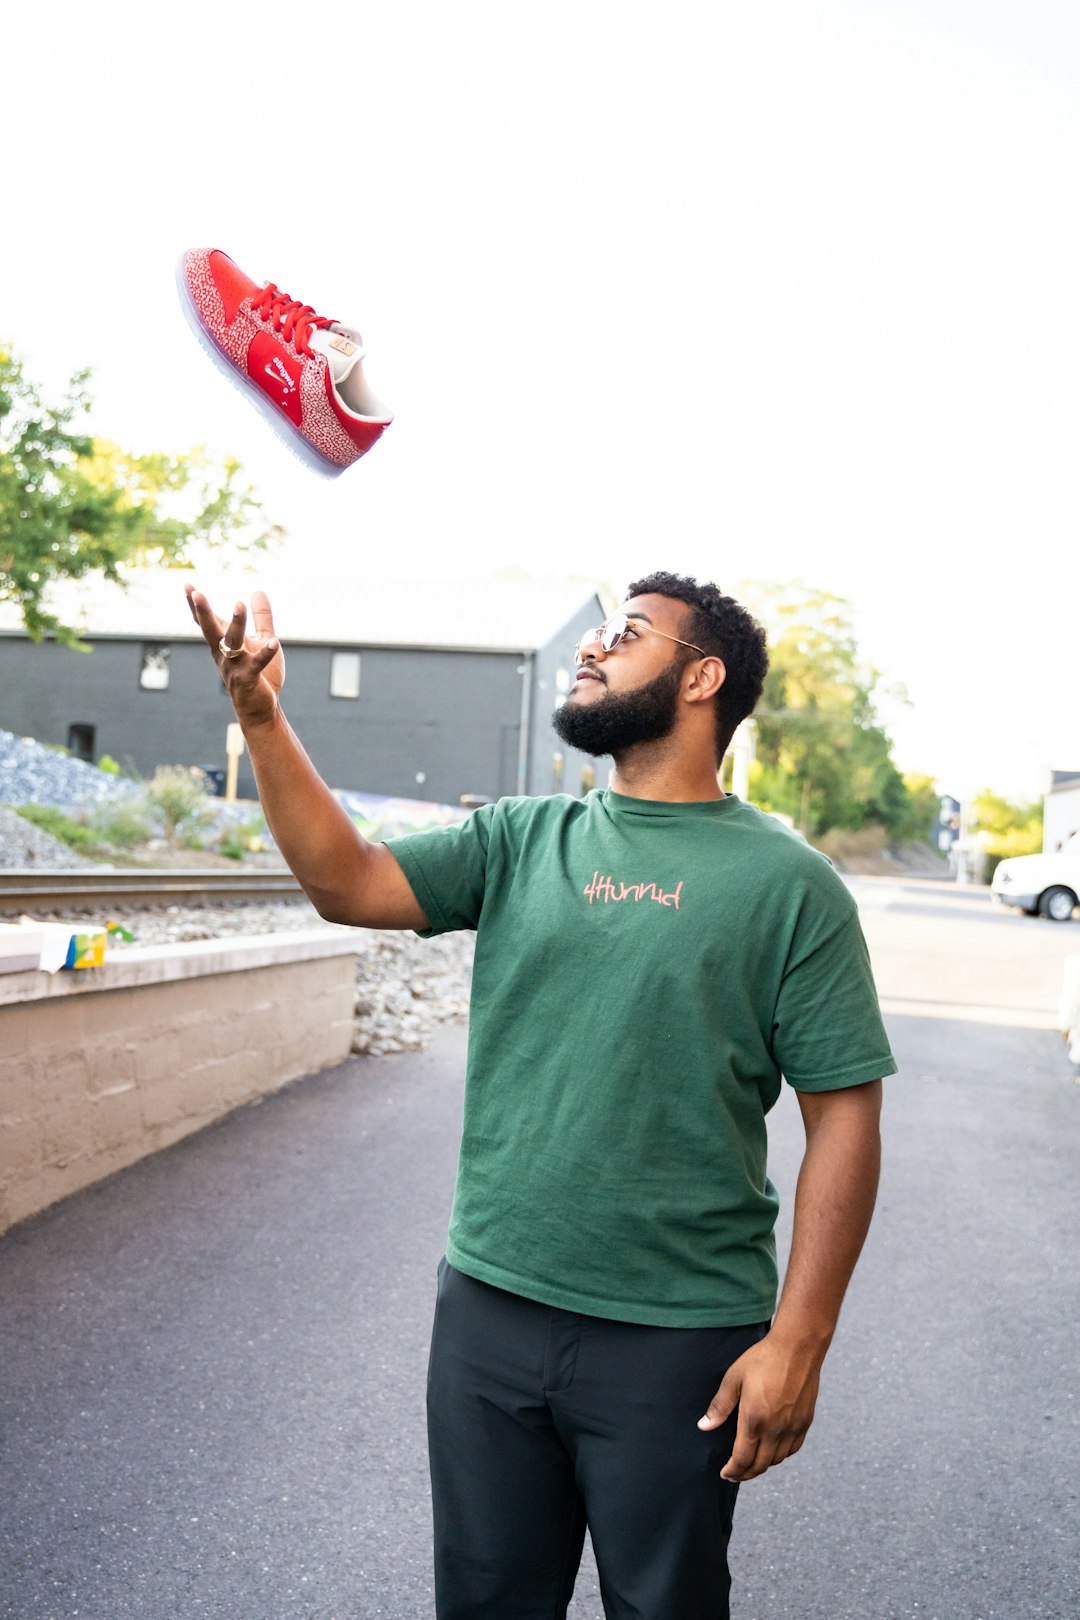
[{"x1": 225, "y1": 722, "x2": 245, "y2": 804}]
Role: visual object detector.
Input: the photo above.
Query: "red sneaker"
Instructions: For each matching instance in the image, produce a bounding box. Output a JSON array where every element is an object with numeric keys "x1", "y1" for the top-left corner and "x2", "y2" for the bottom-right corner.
[{"x1": 177, "y1": 248, "x2": 392, "y2": 477}]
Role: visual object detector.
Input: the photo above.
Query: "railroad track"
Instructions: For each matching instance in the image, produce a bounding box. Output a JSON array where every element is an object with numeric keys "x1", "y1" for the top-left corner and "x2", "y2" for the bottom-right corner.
[{"x1": 0, "y1": 868, "x2": 304, "y2": 914}]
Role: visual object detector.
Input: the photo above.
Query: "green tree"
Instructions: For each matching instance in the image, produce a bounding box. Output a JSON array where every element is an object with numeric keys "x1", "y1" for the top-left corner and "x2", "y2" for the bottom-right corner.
[
  {"x1": 0, "y1": 342, "x2": 277, "y2": 643},
  {"x1": 972, "y1": 789, "x2": 1043, "y2": 862},
  {"x1": 741, "y1": 581, "x2": 912, "y2": 839},
  {"x1": 893, "y1": 771, "x2": 942, "y2": 843}
]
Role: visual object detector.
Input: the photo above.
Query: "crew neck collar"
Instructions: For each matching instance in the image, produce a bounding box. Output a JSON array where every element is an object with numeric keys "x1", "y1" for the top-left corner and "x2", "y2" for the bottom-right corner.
[{"x1": 600, "y1": 789, "x2": 742, "y2": 818}]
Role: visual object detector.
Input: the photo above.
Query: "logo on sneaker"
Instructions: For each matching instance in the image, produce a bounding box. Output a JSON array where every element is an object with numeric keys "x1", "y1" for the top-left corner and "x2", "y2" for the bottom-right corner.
[
  {"x1": 264, "y1": 357, "x2": 297, "y2": 395},
  {"x1": 247, "y1": 330, "x2": 304, "y2": 426}
]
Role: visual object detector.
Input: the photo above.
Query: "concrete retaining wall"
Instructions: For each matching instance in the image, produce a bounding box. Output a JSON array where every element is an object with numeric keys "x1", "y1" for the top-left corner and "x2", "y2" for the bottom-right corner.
[{"x1": 0, "y1": 929, "x2": 358, "y2": 1235}]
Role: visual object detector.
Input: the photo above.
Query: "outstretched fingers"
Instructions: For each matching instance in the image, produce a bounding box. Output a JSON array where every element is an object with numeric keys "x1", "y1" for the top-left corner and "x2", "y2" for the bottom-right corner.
[
  {"x1": 242, "y1": 633, "x2": 281, "y2": 676},
  {"x1": 222, "y1": 599, "x2": 280, "y2": 675},
  {"x1": 185, "y1": 584, "x2": 232, "y2": 653},
  {"x1": 185, "y1": 586, "x2": 279, "y2": 669},
  {"x1": 220, "y1": 600, "x2": 248, "y2": 657},
  {"x1": 183, "y1": 584, "x2": 282, "y2": 729},
  {"x1": 249, "y1": 589, "x2": 277, "y2": 640},
  {"x1": 185, "y1": 588, "x2": 271, "y2": 666}
]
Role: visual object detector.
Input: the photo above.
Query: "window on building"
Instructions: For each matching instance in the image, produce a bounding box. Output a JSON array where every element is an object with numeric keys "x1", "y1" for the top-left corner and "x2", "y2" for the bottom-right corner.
[
  {"x1": 139, "y1": 645, "x2": 171, "y2": 691},
  {"x1": 67, "y1": 723, "x2": 95, "y2": 763},
  {"x1": 330, "y1": 650, "x2": 361, "y2": 699}
]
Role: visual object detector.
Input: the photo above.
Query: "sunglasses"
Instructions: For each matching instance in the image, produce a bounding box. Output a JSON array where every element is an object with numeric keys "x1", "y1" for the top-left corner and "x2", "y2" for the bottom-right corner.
[{"x1": 574, "y1": 612, "x2": 706, "y2": 665}]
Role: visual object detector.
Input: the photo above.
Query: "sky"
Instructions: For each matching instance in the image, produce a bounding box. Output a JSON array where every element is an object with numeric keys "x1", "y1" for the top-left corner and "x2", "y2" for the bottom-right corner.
[{"x1": 5, "y1": 0, "x2": 1079, "y2": 800}]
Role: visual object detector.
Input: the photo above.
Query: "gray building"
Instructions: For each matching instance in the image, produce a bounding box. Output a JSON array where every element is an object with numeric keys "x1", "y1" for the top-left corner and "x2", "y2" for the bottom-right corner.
[{"x1": 0, "y1": 573, "x2": 613, "y2": 805}]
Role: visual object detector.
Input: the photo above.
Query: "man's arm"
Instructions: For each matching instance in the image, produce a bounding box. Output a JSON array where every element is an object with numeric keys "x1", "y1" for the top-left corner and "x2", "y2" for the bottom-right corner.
[
  {"x1": 697, "y1": 1078, "x2": 883, "y2": 1481},
  {"x1": 185, "y1": 586, "x2": 428, "y2": 930}
]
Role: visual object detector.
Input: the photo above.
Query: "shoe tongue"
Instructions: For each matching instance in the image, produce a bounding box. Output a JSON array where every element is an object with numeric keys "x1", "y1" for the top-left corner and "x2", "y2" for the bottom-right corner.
[{"x1": 308, "y1": 324, "x2": 366, "y2": 385}]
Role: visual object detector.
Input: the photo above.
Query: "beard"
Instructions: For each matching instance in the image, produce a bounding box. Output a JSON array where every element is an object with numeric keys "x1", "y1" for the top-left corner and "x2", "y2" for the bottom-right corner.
[{"x1": 552, "y1": 660, "x2": 685, "y2": 757}]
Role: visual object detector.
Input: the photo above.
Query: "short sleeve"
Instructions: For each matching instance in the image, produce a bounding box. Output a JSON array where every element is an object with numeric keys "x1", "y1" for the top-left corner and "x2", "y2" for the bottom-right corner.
[
  {"x1": 771, "y1": 909, "x2": 897, "y2": 1092},
  {"x1": 384, "y1": 805, "x2": 496, "y2": 936}
]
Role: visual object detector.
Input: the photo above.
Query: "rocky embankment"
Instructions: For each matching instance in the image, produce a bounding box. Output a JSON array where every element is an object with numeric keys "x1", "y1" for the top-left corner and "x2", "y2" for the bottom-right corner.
[{"x1": 0, "y1": 728, "x2": 138, "y2": 814}]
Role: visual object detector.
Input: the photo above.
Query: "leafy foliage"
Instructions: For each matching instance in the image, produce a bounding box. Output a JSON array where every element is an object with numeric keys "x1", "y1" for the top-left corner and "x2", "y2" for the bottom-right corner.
[
  {"x1": 13, "y1": 797, "x2": 160, "y2": 853},
  {"x1": 741, "y1": 582, "x2": 912, "y2": 838},
  {"x1": 0, "y1": 343, "x2": 277, "y2": 643},
  {"x1": 972, "y1": 789, "x2": 1043, "y2": 860},
  {"x1": 144, "y1": 766, "x2": 216, "y2": 846},
  {"x1": 892, "y1": 772, "x2": 942, "y2": 843}
]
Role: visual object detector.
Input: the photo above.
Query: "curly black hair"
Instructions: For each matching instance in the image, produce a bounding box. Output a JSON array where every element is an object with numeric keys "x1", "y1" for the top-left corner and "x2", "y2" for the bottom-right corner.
[{"x1": 625, "y1": 571, "x2": 769, "y2": 764}]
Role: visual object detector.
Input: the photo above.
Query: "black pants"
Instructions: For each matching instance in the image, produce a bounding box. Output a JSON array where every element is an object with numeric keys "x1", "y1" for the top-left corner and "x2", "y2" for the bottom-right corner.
[{"x1": 427, "y1": 1260, "x2": 769, "y2": 1620}]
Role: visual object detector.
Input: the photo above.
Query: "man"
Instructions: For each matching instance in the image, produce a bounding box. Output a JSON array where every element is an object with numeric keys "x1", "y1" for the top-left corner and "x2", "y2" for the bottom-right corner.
[{"x1": 186, "y1": 571, "x2": 896, "y2": 1620}]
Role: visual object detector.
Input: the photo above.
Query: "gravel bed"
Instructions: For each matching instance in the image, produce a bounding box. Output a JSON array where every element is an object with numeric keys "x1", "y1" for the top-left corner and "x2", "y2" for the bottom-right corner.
[
  {"x1": 0, "y1": 726, "x2": 139, "y2": 811},
  {"x1": 18, "y1": 898, "x2": 475, "y2": 1059}
]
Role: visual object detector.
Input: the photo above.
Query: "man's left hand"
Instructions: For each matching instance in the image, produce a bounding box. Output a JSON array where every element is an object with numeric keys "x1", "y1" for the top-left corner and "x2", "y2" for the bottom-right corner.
[{"x1": 697, "y1": 1333, "x2": 824, "y2": 1481}]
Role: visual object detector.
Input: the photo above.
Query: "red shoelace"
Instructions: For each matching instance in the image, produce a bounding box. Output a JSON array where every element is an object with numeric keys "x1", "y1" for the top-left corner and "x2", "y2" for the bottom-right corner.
[{"x1": 252, "y1": 283, "x2": 336, "y2": 356}]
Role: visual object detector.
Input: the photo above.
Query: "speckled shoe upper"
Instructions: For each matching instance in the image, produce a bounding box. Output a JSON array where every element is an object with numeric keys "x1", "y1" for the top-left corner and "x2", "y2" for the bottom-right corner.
[{"x1": 178, "y1": 249, "x2": 393, "y2": 477}]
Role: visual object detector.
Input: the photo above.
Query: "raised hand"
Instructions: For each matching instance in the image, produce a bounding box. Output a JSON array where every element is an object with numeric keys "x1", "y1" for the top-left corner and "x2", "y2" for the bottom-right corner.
[{"x1": 185, "y1": 584, "x2": 285, "y2": 732}]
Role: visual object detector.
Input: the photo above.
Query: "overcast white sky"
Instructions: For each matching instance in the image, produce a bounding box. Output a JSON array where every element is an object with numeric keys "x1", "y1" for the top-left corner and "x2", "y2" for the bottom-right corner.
[{"x1": 6, "y1": 0, "x2": 1078, "y2": 800}]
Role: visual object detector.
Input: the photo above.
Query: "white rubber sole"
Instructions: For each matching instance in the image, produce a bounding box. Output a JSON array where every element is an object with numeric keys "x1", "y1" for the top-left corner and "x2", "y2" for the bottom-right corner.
[{"x1": 174, "y1": 253, "x2": 347, "y2": 480}]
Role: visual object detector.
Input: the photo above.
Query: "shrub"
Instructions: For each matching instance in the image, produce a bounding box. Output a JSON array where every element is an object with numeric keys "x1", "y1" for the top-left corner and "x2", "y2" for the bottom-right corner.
[
  {"x1": 12, "y1": 803, "x2": 98, "y2": 850},
  {"x1": 89, "y1": 798, "x2": 155, "y2": 847},
  {"x1": 97, "y1": 754, "x2": 121, "y2": 776},
  {"x1": 144, "y1": 766, "x2": 215, "y2": 846},
  {"x1": 218, "y1": 815, "x2": 268, "y2": 860}
]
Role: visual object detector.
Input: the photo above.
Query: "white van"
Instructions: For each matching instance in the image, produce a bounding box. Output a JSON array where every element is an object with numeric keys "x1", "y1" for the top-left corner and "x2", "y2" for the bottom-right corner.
[{"x1": 991, "y1": 832, "x2": 1080, "y2": 921}]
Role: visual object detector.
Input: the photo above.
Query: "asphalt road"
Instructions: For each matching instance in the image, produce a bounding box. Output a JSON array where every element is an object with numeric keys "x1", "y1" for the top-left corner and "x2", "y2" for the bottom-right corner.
[{"x1": 1, "y1": 879, "x2": 1077, "y2": 1620}]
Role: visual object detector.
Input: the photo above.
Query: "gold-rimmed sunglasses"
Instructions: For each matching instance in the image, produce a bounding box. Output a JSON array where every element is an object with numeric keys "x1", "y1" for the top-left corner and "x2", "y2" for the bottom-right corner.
[{"x1": 574, "y1": 612, "x2": 706, "y2": 665}]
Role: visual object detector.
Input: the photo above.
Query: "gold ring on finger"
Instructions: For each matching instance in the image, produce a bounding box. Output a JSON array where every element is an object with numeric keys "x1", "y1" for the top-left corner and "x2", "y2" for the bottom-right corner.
[{"x1": 219, "y1": 638, "x2": 245, "y2": 659}]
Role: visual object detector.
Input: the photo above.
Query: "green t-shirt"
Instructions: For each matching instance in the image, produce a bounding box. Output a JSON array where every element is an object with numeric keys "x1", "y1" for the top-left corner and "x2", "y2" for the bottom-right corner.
[{"x1": 386, "y1": 790, "x2": 896, "y2": 1328}]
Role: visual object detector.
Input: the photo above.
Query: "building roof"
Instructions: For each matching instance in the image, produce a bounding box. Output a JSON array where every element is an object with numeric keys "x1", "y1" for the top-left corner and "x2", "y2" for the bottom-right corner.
[{"x1": 0, "y1": 570, "x2": 612, "y2": 655}]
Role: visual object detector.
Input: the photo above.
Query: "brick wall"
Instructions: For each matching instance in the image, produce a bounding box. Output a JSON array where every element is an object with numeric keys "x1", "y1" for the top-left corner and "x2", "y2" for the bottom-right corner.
[{"x1": 0, "y1": 931, "x2": 358, "y2": 1235}]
